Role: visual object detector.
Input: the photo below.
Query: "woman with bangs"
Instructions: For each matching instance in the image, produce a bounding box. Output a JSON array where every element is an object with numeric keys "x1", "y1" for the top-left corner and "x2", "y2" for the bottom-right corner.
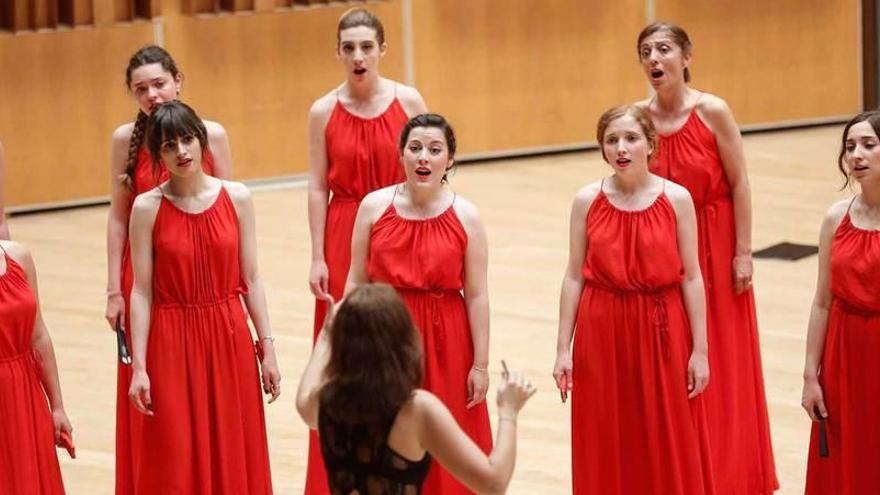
[
  {"x1": 634, "y1": 21, "x2": 777, "y2": 493},
  {"x1": 127, "y1": 101, "x2": 278, "y2": 494},
  {"x1": 305, "y1": 7, "x2": 427, "y2": 492},
  {"x1": 105, "y1": 45, "x2": 233, "y2": 494}
]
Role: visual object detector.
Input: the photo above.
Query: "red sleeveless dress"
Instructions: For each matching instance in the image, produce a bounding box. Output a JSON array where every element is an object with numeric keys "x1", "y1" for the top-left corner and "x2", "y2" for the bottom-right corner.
[
  {"x1": 651, "y1": 110, "x2": 778, "y2": 493},
  {"x1": 366, "y1": 190, "x2": 493, "y2": 495},
  {"x1": 305, "y1": 95, "x2": 409, "y2": 494},
  {"x1": 571, "y1": 184, "x2": 714, "y2": 494},
  {"x1": 0, "y1": 247, "x2": 65, "y2": 494},
  {"x1": 130, "y1": 186, "x2": 272, "y2": 494},
  {"x1": 116, "y1": 147, "x2": 215, "y2": 494},
  {"x1": 805, "y1": 206, "x2": 880, "y2": 494}
]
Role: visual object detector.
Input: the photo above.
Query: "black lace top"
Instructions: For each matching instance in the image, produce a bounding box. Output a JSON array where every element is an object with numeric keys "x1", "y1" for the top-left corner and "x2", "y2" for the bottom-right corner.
[{"x1": 318, "y1": 408, "x2": 433, "y2": 495}]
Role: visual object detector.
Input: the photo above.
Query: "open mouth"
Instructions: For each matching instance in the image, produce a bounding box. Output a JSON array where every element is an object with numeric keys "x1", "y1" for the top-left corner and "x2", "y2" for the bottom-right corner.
[
  {"x1": 178, "y1": 157, "x2": 193, "y2": 167},
  {"x1": 415, "y1": 167, "x2": 431, "y2": 177},
  {"x1": 650, "y1": 69, "x2": 664, "y2": 80},
  {"x1": 616, "y1": 158, "x2": 632, "y2": 167},
  {"x1": 853, "y1": 165, "x2": 869, "y2": 172},
  {"x1": 353, "y1": 67, "x2": 367, "y2": 76}
]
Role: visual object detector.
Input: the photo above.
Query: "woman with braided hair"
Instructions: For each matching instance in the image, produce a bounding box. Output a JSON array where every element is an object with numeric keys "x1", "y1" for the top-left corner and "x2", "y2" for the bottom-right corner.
[{"x1": 104, "y1": 45, "x2": 233, "y2": 494}]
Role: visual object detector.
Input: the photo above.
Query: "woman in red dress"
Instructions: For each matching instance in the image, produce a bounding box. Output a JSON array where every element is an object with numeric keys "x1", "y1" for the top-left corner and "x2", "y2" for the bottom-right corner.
[
  {"x1": 553, "y1": 105, "x2": 712, "y2": 494},
  {"x1": 802, "y1": 111, "x2": 880, "y2": 494},
  {"x1": 0, "y1": 240, "x2": 72, "y2": 494},
  {"x1": 305, "y1": 7, "x2": 426, "y2": 492},
  {"x1": 105, "y1": 45, "x2": 233, "y2": 495},
  {"x1": 634, "y1": 22, "x2": 778, "y2": 494},
  {"x1": 127, "y1": 101, "x2": 279, "y2": 494},
  {"x1": 347, "y1": 114, "x2": 492, "y2": 495}
]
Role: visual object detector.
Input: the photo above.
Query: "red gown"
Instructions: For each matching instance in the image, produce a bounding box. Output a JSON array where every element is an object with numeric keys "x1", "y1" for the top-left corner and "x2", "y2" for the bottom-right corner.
[
  {"x1": 0, "y1": 246, "x2": 65, "y2": 494},
  {"x1": 305, "y1": 95, "x2": 408, "y2": 494},
  {"x1": 805, "y1": 206, "x2": 880, "y2": 494},
  {"x1": 651, "y1": 109, "x2": 778, "y2": 494},
  {"x1": 367, "y1": 191, "x2": 493, "y2": 495},
  {"x1": 571, "y1": 183, "x2": 714, "y2": 494},
  {"x1": 130, "y1": 186, "x2": 272, "y2": 494},
  {"x1": 116, "y1": 147, "x2": 215, "y2": 494}
]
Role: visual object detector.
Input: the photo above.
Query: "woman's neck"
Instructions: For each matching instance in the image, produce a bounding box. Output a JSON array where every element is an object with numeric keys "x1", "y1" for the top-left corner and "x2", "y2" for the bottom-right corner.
[
  {"x1": 404, "y1": 181, "x2": 444, "y2": 209},
  {"x1": 613, "y1": 169, "x2": 653, "y2": 194},
  {"x1": 167, "y1": 171, "x2": 212, "y2": 197},
  {"x1": 346, "y1": 76, "x2": 382, "y2": 102},
  {"x1": 654, "y1": 83, "x2": 691, "y2": 113},
  {"x1": 860, "y1": 181, "x2": 880, "y2": 208}
]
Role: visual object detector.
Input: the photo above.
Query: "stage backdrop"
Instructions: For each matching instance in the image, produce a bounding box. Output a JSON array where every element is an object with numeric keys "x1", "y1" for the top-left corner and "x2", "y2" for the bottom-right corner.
[{"x1": 0, "y1": 0, "x2": 862, "y2": 208}]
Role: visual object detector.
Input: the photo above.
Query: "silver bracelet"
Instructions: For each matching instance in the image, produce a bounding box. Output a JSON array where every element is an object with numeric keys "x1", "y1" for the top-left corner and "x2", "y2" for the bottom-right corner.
[
  {"x1": 472, "y1": 364, "x2": 488, "y2": 373},
  {"x1": 261, "y1": 336, "x2": 275, "y2": 343}
]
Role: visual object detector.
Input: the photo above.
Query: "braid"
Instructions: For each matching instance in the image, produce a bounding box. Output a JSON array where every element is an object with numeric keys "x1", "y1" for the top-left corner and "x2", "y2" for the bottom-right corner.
[{"x1": 121, "y1": 111, "x2": 148, "y2": 189}]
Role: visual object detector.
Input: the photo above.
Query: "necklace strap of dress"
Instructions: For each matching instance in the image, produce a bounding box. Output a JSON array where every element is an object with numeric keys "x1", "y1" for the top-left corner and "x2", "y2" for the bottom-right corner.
[
  {"x1": 846, "y1": 195, "x2": 858, "y2": 215},
  {"x1": 599, "y1": 177, "x2": 606, "y2": 195},
  {"x1": 0, "y1": 241, "x2": 7, "y2": 258}
]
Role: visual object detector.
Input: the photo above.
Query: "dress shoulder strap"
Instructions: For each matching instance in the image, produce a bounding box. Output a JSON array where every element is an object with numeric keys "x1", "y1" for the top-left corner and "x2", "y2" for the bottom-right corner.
[
  {"x1": 599, "y1": 177, "x2": 607, "y2": 194},
  {"x1": 0, "y1": 241, "x2": 7, "y2": 258},
  {"x1": 846, "y1": 195, "x2": 858, "y2": 215}
]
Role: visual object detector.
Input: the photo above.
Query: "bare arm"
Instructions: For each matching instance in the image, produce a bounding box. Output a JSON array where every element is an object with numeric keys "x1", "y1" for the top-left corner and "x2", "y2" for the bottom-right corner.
[
  {"x1": 420, "y1": 370, "x2": 536, "y2": 495},
  {"x1": 128, "y1": 192, "x2": 160, "y2": 415},
  {"x1": 229, "y1": 182, "x2": 281, "y2": 403},
  {"x1": 11, "y1": 242, "x2": 72, "y2": 442},
  {"x1": 553, "y1": 186, "x2": 593, "y2": 391},
  {"x1": 307, "y1": 98, "x2": 333, "y2": 298},
  {"x1": 669, "y1": 184, "x2": 709, "y2": 398},
  {"x1": 397, "y1": 84, "x2": 429, "y2": 117},
  {"x1": 106, "y1": 126, "x2": 134, "y2": 329},
  {"x1": 0, "y1": 141, "x2": 9, "y2": 240},
  {"x1": 456, "y1": 200, "x2": 490, "y2": 408},
  {"x1": 802, "y1": 202, "x2": 846, "y2": 420},
  {"x1": 701, "y1": 96, "x2": 753, "y2": 293},
  {"x1": 344, "y1": 191, "x2": 388, "y2": 295},
  {"x1": 296, "y1": 322, "x2": 331, "y2": 429},
  {"x1": 206, "y1": 121, "x2": 233, "y2": 180}
]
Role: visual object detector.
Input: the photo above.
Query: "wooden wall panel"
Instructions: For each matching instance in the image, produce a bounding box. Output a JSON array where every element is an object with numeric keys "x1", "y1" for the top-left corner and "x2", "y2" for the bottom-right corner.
[
  {"x1": 0, "y1": 1, "x2": 865, "y2": 208},
  {"x1": 654, "y1": 0, "x2": 861, "y2": 125},
  {"x1": 0, "y1": 24, "x2": 155, "y2": 206},
  {"x1": 161, "y1": 1, "x2": 404, "y2": 179},
  {"x1": 411, "y1": 0, "x2": 648, "y2": 155}
]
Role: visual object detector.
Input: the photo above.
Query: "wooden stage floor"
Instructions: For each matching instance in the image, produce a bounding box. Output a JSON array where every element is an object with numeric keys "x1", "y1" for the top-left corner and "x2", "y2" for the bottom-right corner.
[{"x1": 8, "y1": 124, "x2": 847, "y2": 494}]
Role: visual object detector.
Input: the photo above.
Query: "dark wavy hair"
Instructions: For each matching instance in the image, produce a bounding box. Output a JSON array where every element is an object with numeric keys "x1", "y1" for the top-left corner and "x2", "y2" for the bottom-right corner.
[
  {"x1": 319, "y1": 284, "x2": 423, "y2": 424},
  {"x1": 122, "y1": 46, "x2": 181, "y2": 188},
  {"x1": 398, "y1": 113, "x2": 457, "y2": 183},
  {"x1": 637, "y1": 21, "x2": 693, "y2": 83},
  {"x1": 144, "y1": 101, "x2": 208, "y2": 171},
  {"x1": 838, "y1": 111, "x2": 880, "y2": 190}
]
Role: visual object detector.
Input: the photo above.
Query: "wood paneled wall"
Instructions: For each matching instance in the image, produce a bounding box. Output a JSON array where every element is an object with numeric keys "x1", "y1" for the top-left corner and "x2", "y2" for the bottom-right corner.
[
  {"x1": 411, "y1": 0, "x2": 648, "y2": 155},
  {"x1": 0, "y1": 23, "x2": 154, "y2": 206},
  {"x1": 0, "y1": 0, "x2": 863, "y2": 208},
  {"x1": 654, "y1": 0, "x2": 861, "y2": 125},
  {"x1": 161, "y1": 2, "x2": 404, "y2": 181}
]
